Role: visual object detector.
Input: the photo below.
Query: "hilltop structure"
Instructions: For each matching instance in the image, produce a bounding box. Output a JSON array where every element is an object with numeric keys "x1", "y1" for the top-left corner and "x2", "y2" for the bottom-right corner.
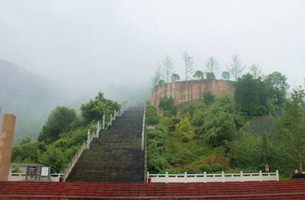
[{"x1": 149, "y1": 79, "x2": 235, "y2": 109}]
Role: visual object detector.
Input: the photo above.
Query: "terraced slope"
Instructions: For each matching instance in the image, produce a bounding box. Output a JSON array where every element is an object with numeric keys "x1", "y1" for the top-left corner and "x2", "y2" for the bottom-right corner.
[{"x1": 66, "y1": 107, "x2": 145, "y2": 182}]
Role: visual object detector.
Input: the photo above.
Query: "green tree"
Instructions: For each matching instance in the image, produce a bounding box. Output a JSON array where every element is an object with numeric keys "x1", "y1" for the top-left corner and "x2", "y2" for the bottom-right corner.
[
  {"x1": 206, "y1": 72, "x2": 216, "y2": 80},
  {"x1": 228, "y1": 131, "x2": 262, "y2": 169},
  {"x1": 146, "y1": 106, "x2": 160, "y2": 125},
  {"x1": 182, "y1": 52, "x2": 195, "y2": 81},
  {"x1": 203, "y1": 91, "x2": 215, "y2": 105},
  {"x1": 193, "y1": 98, "x2": 239, "y2": 147},
  {"x1": 221, "y1": 71, "x2": 230, "y2": 80},
  {"x1": 152, "y1": 66, "x2": 164, "y2": 89},
  {"x1": 159, "y1": 97, "x2": 177, "y2": 116},
  {"x1": 39, "y1": 145, "x2": 67, "y2": 172},
  {"x1": 264, "y1": 72, "x2": 289, "y2": 107},
  {"x1": 12, "y1": 138, "x2": 44, "y2": 163},
  {"x1": 194, "y1": 70, "x2": 204, "y2": 80},
  {"x1": 171, "y1": 73, "x2": 180, "y2": 82},
  {"x1": 234, "y1": 74, "x2": 270, "y2": 117},
  {"x1": 38, "y1": 106, "x2": 77, "y2": 144},
  {"x1": 205, "y1": 57, "x2": 219, "y2": 77},
  {"x1": 81, "y1": 92, "x2": 120, "y2": 123},
  {"x1": 203, "y1": 109, "x2": 236, "y2": 147},
  {"x1": 277, "y1": 89, "x2": 305, "y2": 172}
]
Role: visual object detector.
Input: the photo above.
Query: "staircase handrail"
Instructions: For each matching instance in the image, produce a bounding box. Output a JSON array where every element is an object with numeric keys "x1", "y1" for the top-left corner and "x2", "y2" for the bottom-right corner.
[
  {"x1": 62, "y1": 105, "x2": 126, "y2": 182},
  {"x1": 63, "y1": 141, "x2": 86, "y2": 181},
  {"x1": 63, "y1": 121, "x2": 100, "y2": 182}
]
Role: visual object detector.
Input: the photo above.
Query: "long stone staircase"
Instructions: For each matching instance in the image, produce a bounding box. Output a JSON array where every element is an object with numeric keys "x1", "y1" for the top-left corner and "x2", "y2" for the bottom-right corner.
[{"x1": 66, "y1": 107, "x2": 145, "y2": 182}]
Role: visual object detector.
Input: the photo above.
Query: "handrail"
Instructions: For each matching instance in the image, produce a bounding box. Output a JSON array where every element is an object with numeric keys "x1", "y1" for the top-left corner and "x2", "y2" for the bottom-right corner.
[
  {"x1": 63, "y1": 142, "x2": 86, "y2": 181},
  {"x1": 62, "y1": 105, "x2": 127, "y2": 182},
  {"x1": 148, "y1": 170, "x2": 279, "y2": 183}
]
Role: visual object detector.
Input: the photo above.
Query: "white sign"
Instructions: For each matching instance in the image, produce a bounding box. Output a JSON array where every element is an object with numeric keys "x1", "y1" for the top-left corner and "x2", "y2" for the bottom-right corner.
[{"x1": 41, "y1": 167, "x2": 49, "y2": 176}]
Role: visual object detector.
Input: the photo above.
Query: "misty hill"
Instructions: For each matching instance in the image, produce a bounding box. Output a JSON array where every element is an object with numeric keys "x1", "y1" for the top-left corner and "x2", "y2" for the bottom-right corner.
[
  {"x1": 0, "y1": 60, "x2": 71, "y2": 142},
  {"x1": 0, "y1": 60, "x2": 151, "y2": 143}
]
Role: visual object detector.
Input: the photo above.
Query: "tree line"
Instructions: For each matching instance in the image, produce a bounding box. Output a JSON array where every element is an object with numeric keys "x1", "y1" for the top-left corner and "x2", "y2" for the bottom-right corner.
[
  {"x1": 12, "y1": 92, "x2": 120, "y2": 173},
  {"x1": 152, "y1": 53, "x2": 257, "y2": 89}
]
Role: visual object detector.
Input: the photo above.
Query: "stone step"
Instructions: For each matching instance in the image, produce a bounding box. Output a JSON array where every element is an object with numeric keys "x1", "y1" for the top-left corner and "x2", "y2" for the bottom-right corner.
[{"x1": 66, "y1": 106, "x2": 145, "y2": 182}]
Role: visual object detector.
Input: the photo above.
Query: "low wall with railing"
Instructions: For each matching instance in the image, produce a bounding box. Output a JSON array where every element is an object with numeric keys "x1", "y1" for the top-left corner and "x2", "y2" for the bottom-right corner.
[
  {"x1": 148, "y1": 171, "x2": 279, "y2": 183},
  {"x1": 9, "y1": 173, "x2": 63, "y2": 182}
]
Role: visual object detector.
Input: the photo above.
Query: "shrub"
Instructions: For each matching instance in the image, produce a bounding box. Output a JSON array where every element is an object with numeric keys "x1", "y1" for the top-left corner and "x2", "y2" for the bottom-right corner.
[
  {"x1": 212, "y1": 163, "x2": 223, "y2": 172},
  {"x1": 146, "y1": 106, "x2": 160, "y2": 125},
  {"x1": 181, "y1": 135, "x2": 190, "y2": 143},
  {"x1": 199, "y1": 164, "x2": 212, "y2": 172}
]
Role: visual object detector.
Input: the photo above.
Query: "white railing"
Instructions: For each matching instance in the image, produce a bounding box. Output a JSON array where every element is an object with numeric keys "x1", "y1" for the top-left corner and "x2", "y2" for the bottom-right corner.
[
  {"x1": 62, "y1": 102, "x2": 128, "y2": 182},
  {"x1": 62, "y1": 142, "x2": 86, "y2": 182},
  {"x1": 9, "y1": 173, "x2": 63, "y2": 182},
  {"x1": 62, "y1": 105, "x2": 126, "y2": 182},
  {"x1": 148, "y1": 171, "x2": 279, "y2": 183},
  {"x1": 141, "y1": 106, "x2": 146, "y2": 151}
]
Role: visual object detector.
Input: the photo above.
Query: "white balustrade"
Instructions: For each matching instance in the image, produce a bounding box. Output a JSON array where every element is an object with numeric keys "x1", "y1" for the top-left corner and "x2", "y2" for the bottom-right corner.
[
  {"x1": 141, "y1": 107, "x2": 146, "y2": 151},
  {"x1": 148, "y1": 170, "x2": 279, "y2": 183},
  {"x1": 109, "y1": 114, "x2": 113, "y2": 126},
  {"x1": 62, "y1": 142, "x2": 86, "y2": 181},
  {"x1": 9, "y1": 172, "x2": 63, "y2": 182},
  {"x1": 86, "y1": 130, "x2": 91, "y2": 149},
  {"x1": 63, "y1": 122, "x2": 99, "y2": 181},
  {"x1": 102, "y1": 114, "x2": 106, "y2": 129}
]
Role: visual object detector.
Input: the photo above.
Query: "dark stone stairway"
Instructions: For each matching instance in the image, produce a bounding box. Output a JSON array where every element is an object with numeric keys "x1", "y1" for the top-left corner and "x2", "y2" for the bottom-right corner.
[{"x1": 66, "y1": 107, "x2": 145, "y2": 182}]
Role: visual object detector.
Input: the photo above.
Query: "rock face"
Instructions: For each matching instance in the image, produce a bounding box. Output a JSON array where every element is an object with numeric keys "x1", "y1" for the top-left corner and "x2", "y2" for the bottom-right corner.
[{"x1": 149, "y1": 80, "x2": 235, "y2": 108}]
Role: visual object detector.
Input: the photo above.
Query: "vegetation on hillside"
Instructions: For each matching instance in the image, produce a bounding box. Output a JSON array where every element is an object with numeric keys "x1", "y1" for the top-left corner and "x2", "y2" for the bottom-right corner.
[
  {"x1": 147, "y1": 70, "x2": 305, "y2": 176},
  {"x1": 12, "y1": 92, "x2": 120, "y2": 173}
]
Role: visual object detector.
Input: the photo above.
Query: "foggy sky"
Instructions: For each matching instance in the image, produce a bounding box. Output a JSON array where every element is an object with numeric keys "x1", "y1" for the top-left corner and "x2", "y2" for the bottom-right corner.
[{"x1": 0, "y1": 0, "x2": 305, "y2": 91}]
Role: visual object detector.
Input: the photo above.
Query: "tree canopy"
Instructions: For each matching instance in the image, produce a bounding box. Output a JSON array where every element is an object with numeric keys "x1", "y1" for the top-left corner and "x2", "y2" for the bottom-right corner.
[{"x1": 38, "y1": 106, "x2": 77, "y2": 144}]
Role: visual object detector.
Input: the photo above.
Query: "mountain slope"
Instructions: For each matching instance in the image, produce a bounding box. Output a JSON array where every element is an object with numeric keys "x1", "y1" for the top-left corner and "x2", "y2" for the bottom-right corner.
[{"x1": 0, "y1": 60, "x2": 70, "y2": 142}]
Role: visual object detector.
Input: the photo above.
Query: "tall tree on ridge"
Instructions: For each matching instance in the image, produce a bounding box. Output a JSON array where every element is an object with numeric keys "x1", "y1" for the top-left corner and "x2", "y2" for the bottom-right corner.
[
  {"x1": 229, "y1": 54, "x2": 246, "y2": 81},
  {"x1": 206, "y1": 57, "x2": 220, "y2": 77},
  {"x1": 249, "y1": 64, "x2": 262, "y2": 79},
  {"x1": 182, "y1": 52, "x2": 195, "y2": 81},
  {"x1": 163, "y1": 56, "x2": 174, "y2": 83}
]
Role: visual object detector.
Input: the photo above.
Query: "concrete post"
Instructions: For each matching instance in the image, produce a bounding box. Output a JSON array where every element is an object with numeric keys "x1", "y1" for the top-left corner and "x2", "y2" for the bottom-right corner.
[
  {"x1": 147, "y1": 172, "x2": 149, "y2": 183},
  {"x1": 259, "y1": 170, "x2": 262, "y2": 181},
  {"x1": 87, "y1": 130, "x2": 90, "y2": 149},
  {"x1": 109, "y1": 114, "x2": 112, "y2": 126},
  {"x1": 96, "y1": 122, "x2": 100, "y2": 138},
  {"x1": 0, "y1": 114, "x2": 17, "y2": 181},
  {"x1": 102, "y1": 114, "x2": 105, "y2": 129},
  {"x1": 113, "y1": 110, "x2": 116, "y2": 120},
  {"x1": 141, "y1": 111, "x2": 146, "y2": 151}
]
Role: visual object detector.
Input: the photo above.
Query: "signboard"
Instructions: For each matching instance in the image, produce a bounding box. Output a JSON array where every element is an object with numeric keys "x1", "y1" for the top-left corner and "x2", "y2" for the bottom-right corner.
[
  {"x1": 41, "y1": 167, "x2": 49, "y2": 176},
  {"x1": 28, "y1": 166, "x2": 36, "y2": 176}
]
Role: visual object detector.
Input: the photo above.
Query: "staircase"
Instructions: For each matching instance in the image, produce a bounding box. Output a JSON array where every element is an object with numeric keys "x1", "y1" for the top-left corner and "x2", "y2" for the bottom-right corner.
[{"x1": 66, "y1": 107, "x2": 145, "y2": 182}]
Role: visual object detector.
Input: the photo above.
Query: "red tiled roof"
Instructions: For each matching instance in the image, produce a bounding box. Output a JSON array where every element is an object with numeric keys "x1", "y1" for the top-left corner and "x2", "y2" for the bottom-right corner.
[{"x1": 1, "y1": 181, "x2": 305, "y2": 199}]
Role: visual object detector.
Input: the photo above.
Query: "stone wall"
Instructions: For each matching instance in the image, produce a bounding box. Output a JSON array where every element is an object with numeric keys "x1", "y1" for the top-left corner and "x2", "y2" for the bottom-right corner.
[{"x1": 149, "y1": 80, "x2": 235, "y2": 109}]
